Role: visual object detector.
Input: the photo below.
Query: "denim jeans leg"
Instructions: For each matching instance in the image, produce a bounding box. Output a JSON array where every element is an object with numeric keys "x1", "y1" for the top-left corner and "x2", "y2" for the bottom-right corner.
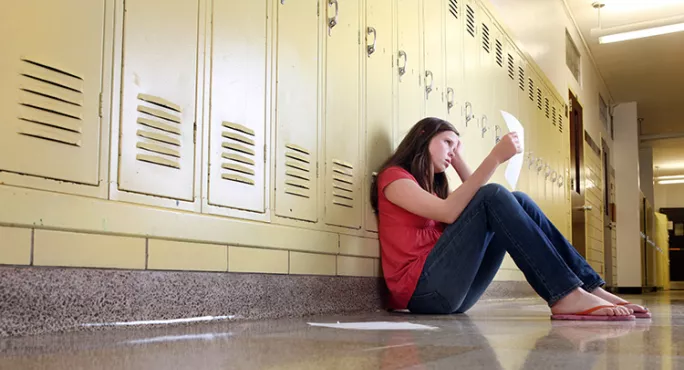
[
  {"x1": 453, "y1": 235, "x2": 507, "y2": 313},
  {"x1": 511, "y1": 191, "x2": 605, "y2": 292},
  {"x1": 480, "y1": 184, "x2": 583, "y2": 306}
]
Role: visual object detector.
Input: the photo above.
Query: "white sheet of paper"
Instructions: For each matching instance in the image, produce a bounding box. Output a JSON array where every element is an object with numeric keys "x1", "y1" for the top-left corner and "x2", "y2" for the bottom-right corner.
[
  {"x1": 500, "y1": 110, "x2": 525, "y2": 190},
  {"x1": 307, "y1": 321, "x2": 438, "y2": 331}
]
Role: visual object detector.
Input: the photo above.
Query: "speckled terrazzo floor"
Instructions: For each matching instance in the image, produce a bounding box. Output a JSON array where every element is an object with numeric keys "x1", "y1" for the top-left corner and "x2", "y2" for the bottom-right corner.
[{"x1": 1, "y1": 291, "x2": 680, "y2": 369}]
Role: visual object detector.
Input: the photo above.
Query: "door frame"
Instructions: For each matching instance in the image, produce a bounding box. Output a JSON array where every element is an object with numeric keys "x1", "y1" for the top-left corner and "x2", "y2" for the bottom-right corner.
[{"x1": 569, "y1": 90, "x2": 587, "y2": 257}]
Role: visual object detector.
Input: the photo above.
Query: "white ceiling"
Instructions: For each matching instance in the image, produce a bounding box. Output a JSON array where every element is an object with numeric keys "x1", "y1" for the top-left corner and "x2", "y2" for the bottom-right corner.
[{"x1": 565, "y1": 0, "x2": 684, "y2": 169}]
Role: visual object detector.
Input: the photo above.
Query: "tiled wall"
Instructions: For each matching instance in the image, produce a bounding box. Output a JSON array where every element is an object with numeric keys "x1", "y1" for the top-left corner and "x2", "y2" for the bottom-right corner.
[{"x1": 0, "y1": 226, "x2": 381, "y2": 278}]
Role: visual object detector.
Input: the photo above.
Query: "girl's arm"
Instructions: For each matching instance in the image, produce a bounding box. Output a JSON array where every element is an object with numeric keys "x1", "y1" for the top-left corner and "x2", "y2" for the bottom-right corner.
[{"x1": 384, "y1": 133, "x2": 521, "y2": 224}]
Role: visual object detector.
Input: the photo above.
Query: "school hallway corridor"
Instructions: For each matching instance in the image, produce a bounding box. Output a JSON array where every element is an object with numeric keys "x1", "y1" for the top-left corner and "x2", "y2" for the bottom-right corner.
[{"x1": 0, "y1": 291, "x2": 680, "y2": 370}]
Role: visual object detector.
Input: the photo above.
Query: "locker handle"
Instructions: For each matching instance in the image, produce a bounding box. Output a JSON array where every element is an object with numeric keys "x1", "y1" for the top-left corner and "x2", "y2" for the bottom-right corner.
[
  {"x1": 544, "y1": 164, "x2": 552, "y2": 178},
  {"x1": 527, "y1": 152, "x2": 536, "y2": 169},
  {"x1": 536, "y1": 158, "x2": 544, "y2": 172},
  {"x1": 550, "y1": 171, "x2": 558, "y2": 183},
  {"x1": 367, "y1": 27, "x2": 377, "y2": 56},
  {"x1": 397, "y1": 51, "x2": 407, "y2": 76},
  {"x1": 465, "y1": 101, "x2": 473, "y2": 126},
  {"x1": 494, "y1": 125, "x2": 502, "y2": 143},
  {"x1": 480, "y1": 114, "x2": 488, "y2": 138},
  {"x1": 446, "y1": 87, "x2": 455, "y2": 111},
  {"x1": 557, "y1": 175, "x2": 564, "y2": 188},
  {"x1": 328, "y1": 0, "x2": 339, "y2": 35},
  {"x1": 425, "y1": 70, "x2": 434, "y2": 95}
]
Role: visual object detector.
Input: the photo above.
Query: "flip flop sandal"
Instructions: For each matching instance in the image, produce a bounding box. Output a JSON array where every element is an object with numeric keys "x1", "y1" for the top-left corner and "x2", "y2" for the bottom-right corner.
[
  {"x1": 551, "y1": 305, "x2": 636, "y2": 321},
  {"x1": 616, "y1": 302, "x2": 652, "y2": 319}
]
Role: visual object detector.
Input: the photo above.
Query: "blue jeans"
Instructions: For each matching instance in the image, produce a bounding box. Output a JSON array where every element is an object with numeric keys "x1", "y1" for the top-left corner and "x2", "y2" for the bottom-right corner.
[{"x1": 407, "y1": 183, "x2": 605, "y2": 314}]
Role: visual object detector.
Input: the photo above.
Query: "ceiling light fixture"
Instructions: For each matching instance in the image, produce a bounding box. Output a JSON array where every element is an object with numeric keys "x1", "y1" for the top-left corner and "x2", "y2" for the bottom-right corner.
[
  {"x1": 591, "y1": 2, "x2": 684, "y2": 44},
  {"x1": 656, "y1": 175, "x2": 684, "y2": 180},
  {"x1": 658, "y1": 179, "x2": 684, "y2": 185}
]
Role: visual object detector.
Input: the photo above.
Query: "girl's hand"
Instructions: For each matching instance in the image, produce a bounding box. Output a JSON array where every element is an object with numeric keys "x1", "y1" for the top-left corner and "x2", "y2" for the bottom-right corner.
[
  {"x1": 489, "y1": 132, "x2": 522, "y2": 164},
  {"x1": 450, "y1": 138, "x2": 465, "y2": 166}
]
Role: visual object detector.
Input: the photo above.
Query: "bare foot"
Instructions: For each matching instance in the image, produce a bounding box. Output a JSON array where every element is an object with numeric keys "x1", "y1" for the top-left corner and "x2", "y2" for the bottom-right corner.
[
  {"x1": 590, "y1": 287, "x2": 649, "y2": 315},
  {"x1": 550, "y1": 288, "x2": 632, "y2": 317}
]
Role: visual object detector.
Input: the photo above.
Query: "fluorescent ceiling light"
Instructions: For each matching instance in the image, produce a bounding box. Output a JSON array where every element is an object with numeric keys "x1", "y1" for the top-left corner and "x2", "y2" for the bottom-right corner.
[
  {"x1": 656, "y1": 175, "x2": 684, "y2": 180},
  {"x1": 658, "y1": 179, "x2": 684, "y2": 185},
  {"x1": 599, "y1": 22, "x2": 684, "y2": 43}
]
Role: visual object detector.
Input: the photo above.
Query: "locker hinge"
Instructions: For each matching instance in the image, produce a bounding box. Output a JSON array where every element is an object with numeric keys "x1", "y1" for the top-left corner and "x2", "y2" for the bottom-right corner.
[
  {"x1": 193, "y1": 122, "x2": 197, "y2": 144},
  {"x1": 98, "y1": 92, "x2": 103, "y2": 118},
  {"x1": 317, "y1": 2, "x2": 319, "y2": 16},
  {"x1": 123, "y1": 0, "x2": 127, "y2": 12},
  {"x1": 316, "y1": 162, "x2": 320, "y2": 178},
  {"x1": 358, "y1": 31, "x2": 361, "y2": 45},
  {"x1": 264, "y1": 145, "x2": 267, "y2": 163}
]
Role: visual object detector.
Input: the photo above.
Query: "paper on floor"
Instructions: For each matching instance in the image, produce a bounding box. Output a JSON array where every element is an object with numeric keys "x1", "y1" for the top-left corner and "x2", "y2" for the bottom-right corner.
[
  {"x1": 500, "y1": 110, "x2": 525, "y2": 190},
  {"x1": 307, "y1": 321, "x2": 439, "y2": 330}
]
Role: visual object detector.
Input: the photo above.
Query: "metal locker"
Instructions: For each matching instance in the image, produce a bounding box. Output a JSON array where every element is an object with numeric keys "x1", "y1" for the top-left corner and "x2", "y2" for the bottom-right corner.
[
  {"x1": 207, "y1": 0, "x2": 268, "y2": 214},
  {"x1": 324, "y1": 0, "x2": 362, "y2": 229},
  {"x1": 542, "y1": 89, "x2": 553, "y2": 217},
  {"x1": 274, "y1": 0, "x2": 320, "y2": 222},
  {"x1": 364, "y1": 0, "x2": 394, "y2": 233},
  {"x1": 487, "y1": 28, "x2": 507, "y2": 187},
  {"x1": 525, "y1": 70, "x2": 539, "y2": 202},
  {"x1": 475, "y1": 9, "x2": 494, "y2": 167},
  {"x1": 118, "y1": 0, "x2": 200, "y2": 201},
  {"x1": 423, "y1": 0, "x2": 446, "y2": 119},
  {"x1": 443, "y1": 0, "x2": 465, "y2": 190},
  {"x1": 534, "y1": 83, "x2": 546, "y2": 209},
  {"x1": 0, "y1": 0, "x2": 105, "y2": 185},
  {"x1": 515, "y1": 56, "x2": 530, "y2": 194},
  {"x1": 395, "y1": 0, "x2": 424, "y2": 147},
  {"x1": 461, "y1": 0, "x2": 480, "y2": 165},
  {"x1": 444, "y1": 0, "x2": 464, "y2": 130}
]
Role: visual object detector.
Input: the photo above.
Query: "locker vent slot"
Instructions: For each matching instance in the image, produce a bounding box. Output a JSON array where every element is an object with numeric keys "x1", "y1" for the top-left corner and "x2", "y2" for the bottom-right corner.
[
  {"x1": 528, "y1": 79, "x2": 534, "y2": 101},
  {"x1": 495, "y1": 40, "x2": 503, "y2": 67},
  {"x1": 518, "y1": 67, "x2": 525, "y2": 91},
  {"x1": 552, "y1": 106, "x2": 557, "y2": 126},
  {"x1": 221, "y1": 121, "x2": 256, "y2": 186},
  {"x1": 135, "y1": 94, "x2": 182, "y2": 169},
  {"x1": 482, "y1": 24, "x2": 490, "y2": 53},
  {"x1": 332, "y1": 159, "x2": 354, "y2": 208},
  {"x1": 558, "y1": 112, "x2": 564, "y2": 133},
  {"x1": 17, "y1": 58, "x2": 84, "y2": 146},
  {"x1": 466, "y1": 5, "x2": 475, "y2": 37},
  {"x1": 537, "y1": 89, "x2": 542, "y2": 110},
  {"x1": 448, "y1": 0, "x2": 458, "y2": 19},
  {"x1": 507, "y1": 54, "x2": 514, "y2": 80},
  {"x1": 285, "y1": 144, "x2": 312, "y2": 198},
  {"x1": 545, "y1": 98, "x2": 550, "y2": 118}
]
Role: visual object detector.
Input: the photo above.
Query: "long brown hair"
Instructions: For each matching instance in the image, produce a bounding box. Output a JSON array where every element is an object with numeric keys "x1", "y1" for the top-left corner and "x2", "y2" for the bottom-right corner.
[{"x1": 370, "y1": 117, "x2": 460, "y2": 214}]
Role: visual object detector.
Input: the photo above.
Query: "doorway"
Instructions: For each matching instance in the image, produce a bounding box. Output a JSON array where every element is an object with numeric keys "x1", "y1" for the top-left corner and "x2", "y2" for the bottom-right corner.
[
  {"x1": 602, "y1": 138, "x2": 616, "y2": 287},
  {"x1": 659, "y1": 208, "x2": 684, "y2": 289},
  {"x1": 569, "y1": 91, "x2": 587, "y2": 257}
]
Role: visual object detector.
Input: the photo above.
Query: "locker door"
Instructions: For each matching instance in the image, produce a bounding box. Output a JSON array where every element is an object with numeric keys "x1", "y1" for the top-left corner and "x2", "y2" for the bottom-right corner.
[
  {"x1": 118, "y1": 0, "x2": 199, "y2": 201},
  {"x1": 513, "y1": 55, "x2": 529, "y2": 193},
  {"x1": 395, "y1": 0, "x2": 423, "y2": 146},
  {"x1": 444, "y1": 0, "x2": 464, "y2": 129},
  {"x1": 444, "y1": 0, "x2": 464, "y2": 189},
  {"x1": 534, "y1": 84, "x2": 545, "y2": 208},
  {"x1": 0, "y1": 0, "x2": 105, "y2": 185},
  {"x1": 324, "y1": 0, "x2": 362, "y2": 229},
  {"x1": 364, "y1": 0, "x2": 394, "y2": 232},
  {"x1": 489, "y1": 29, "x2": 508, "y2": 187},
  {"x1": 525, "y1": 71, "x2": 538, "y2": 202},
  {"x1": 475, "y1": 10, "x2": 494, "y2": 167},
  {"x1": 207, "y1": 0, "x2": 268, "y2": 213},
  {"x1": 461, "y1": 0, "x2": 480, "y2": 165},
  {"x1": 542, "y1": 90, "x2": 553, "y2": 218},
  {"x1": 274, "y1": 0, "x2": 319, "y2": 222},
  {"x1": 423, "y1": 0, "x2": 446, "y2": 119}
]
